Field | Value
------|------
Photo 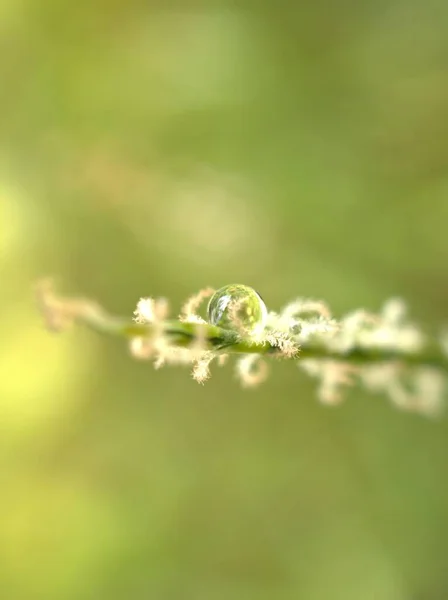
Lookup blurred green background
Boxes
[1,1,448,598]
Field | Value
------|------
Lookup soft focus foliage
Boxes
[1,1,448,599]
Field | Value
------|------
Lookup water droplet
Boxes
[207,284,267,334]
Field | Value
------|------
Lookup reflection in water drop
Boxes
[207,284,267,335]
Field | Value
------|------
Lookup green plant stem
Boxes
[79,309,448,371]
